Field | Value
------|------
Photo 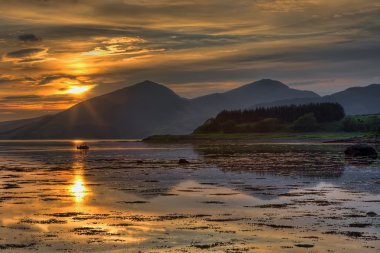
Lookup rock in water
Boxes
[344,144,378,159]
[366,211,377,217]
[178,159,190,164]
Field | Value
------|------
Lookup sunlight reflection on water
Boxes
[70,158,88,204]
[71,175,86,203]
[0,141,378,252]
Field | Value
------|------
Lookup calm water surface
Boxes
[0,140,379,252]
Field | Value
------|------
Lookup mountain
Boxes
[325,84,380,114]
[1,81,196,139]
[191,79,319,116]
[0,115,52,134]
[0,79,378,139]
[254,84,380,115]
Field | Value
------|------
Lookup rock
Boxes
[344,144,377,158]
[178,159,190,164]
[294,244,314,248]
[366,211,377,217]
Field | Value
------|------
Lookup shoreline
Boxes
[143,132,379,144]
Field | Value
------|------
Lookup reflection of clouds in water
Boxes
[0,141,379,252]
[198,146,346,179]
[345,156,377,167]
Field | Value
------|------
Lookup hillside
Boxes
[0,81,194,139]
[192,79,319,115]
[0,115,52,135]
[254,84,380,115]
[0,79,379,139]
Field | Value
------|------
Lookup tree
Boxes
[342,116,357,131]
[196,103,345,134]
[252,118,282,132]
[342,115,380,132]
[292,113,319,132]
[365,116,380,131]
[214,103,345,125]
[221,120,238,133]
[193,118,220,133]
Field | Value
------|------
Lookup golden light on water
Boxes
[71,175,86,203]
[70,159,88,204]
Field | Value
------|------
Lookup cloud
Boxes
[18,34,41,42]
[3,48,49,64]
[18,57,49,63]
[288,79,336,86]
[1,94,77,103]
[82,36,155,56]
[254,0,320,12]
[101,36,145,44]
[6,48,46,58]
[3,95,41,100]
[0,75,14,84]
[38,74,78,85]
[0,0,380,120]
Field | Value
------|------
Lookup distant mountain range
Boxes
[254,84,380,115]
[0,79,379,139]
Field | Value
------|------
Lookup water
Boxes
[0,140,379,252]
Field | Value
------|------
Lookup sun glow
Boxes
[65,85,92,95]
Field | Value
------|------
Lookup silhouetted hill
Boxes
[254,84,380,115]
[326,84,380,114]
[192,79,319,115]
[1,81,194,138]
[0,115,52,135]
[0,80,379,139]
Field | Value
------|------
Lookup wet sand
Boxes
[0,141,379,252]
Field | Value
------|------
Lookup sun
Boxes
[65,85,92,95]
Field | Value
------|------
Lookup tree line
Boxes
[214,103,345,124]
[195,103,346,133]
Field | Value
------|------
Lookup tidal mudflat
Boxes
[0,141,379,252]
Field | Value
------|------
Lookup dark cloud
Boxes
[18,33,41,42]
[18,58,47,63]
[0,77,13,84]
[6,48,46,58]
[0,76,35,85]
[2,94,76,102]
[38,74,78,85]
[288,80,336,86]
[3,95,41,100]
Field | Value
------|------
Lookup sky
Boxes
[0,0,380,121]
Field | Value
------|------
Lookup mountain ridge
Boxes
[0,79,379,139]
[254,83,380,115]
